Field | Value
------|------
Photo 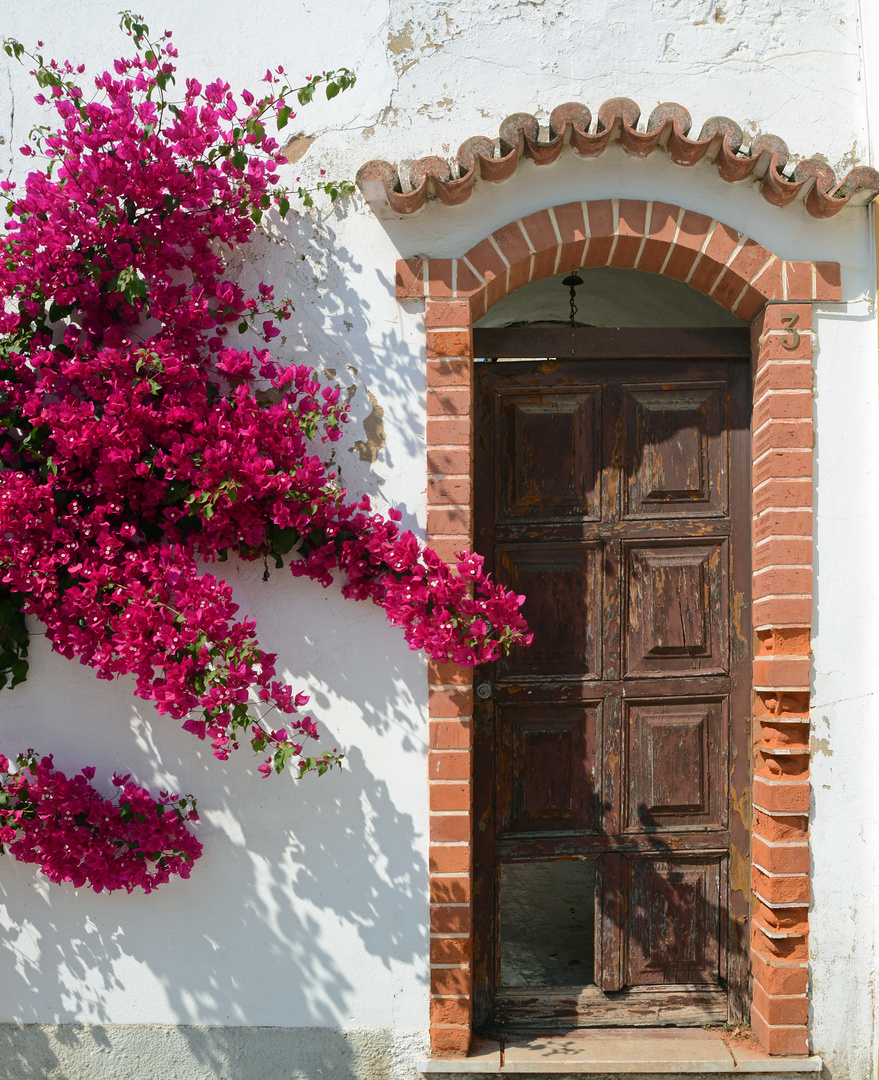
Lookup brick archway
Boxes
[397,199,841,1059]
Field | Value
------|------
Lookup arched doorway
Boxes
[402,199,837,1057]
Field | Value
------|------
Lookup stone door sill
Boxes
[417,1031,823,1076]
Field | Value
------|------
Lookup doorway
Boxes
[471,326,751,1033]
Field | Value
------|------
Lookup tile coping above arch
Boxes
[416,199,833,1060]
[396,199,841,320]
[358,99,879,220]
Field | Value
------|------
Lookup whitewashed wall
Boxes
[0,2,877,1078]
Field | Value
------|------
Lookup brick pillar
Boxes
[425,299,475,1055]
[749,303,813,1056]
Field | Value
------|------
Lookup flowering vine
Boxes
[0,746,202,893]
[0,18,530,890]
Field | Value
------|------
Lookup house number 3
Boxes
[781,312,800,350]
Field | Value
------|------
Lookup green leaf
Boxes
[164,481,190,505]
[326,82,339,100]
[278,197,290,218]
[10,659,29,688]
[277,106,292,130]
[269,523,301,555]
[48,301,74,322]
[21,424,48,455]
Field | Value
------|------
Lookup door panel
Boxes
[625,856,723,987]
[497,704,601,834]
[495,542,603,680]
[498,390,601,522]
[624,384,726,518]
[623,541,728,676]
[473,339,750,1034]
[623,699,727,833]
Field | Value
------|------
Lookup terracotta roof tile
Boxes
[356,98,879,220]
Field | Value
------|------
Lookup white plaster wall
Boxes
[0,2,877,1078]
[810,304,879,1080]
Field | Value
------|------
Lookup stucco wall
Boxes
[809,303,879,1080]
[1,2,877,1078]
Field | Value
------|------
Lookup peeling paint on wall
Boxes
[811,735,833,757]
[387,20,415,56]
[351,390,386,463]
[282,134,316,164]
[811,719,833,758]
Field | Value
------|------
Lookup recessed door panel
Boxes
[625,856,723,987]
[624,699,727,832]
[497,704,601,834]
[624,541,728,676]
[497,390,600,522]
[495,542,602,681]
[624,385,725,518]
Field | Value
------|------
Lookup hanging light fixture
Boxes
[562,272,583,327]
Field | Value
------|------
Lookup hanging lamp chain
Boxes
[562,273,583,328]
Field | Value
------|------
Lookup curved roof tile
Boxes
[356,98,879,220]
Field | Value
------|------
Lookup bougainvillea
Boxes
[0,18,530,889]
[0,746,202,892]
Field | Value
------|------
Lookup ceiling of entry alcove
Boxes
[474,266,744,329]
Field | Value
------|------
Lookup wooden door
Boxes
[472,328,751,1033]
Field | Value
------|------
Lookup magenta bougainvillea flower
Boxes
[0,746,202,893]
[0,17,530,891]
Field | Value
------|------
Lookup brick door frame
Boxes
[396,199,841,1058]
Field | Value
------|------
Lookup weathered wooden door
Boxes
[472,328,751,1033]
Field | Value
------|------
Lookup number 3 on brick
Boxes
[781,312,800,350]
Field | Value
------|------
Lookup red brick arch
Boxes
[396,198,841,1060]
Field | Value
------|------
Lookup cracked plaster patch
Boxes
[351,390,386,463]
[283,135,317,165]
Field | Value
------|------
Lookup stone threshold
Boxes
[417,1031,823,1076]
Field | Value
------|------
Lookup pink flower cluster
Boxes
[0,18,531,802]
[0,747,202,893]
